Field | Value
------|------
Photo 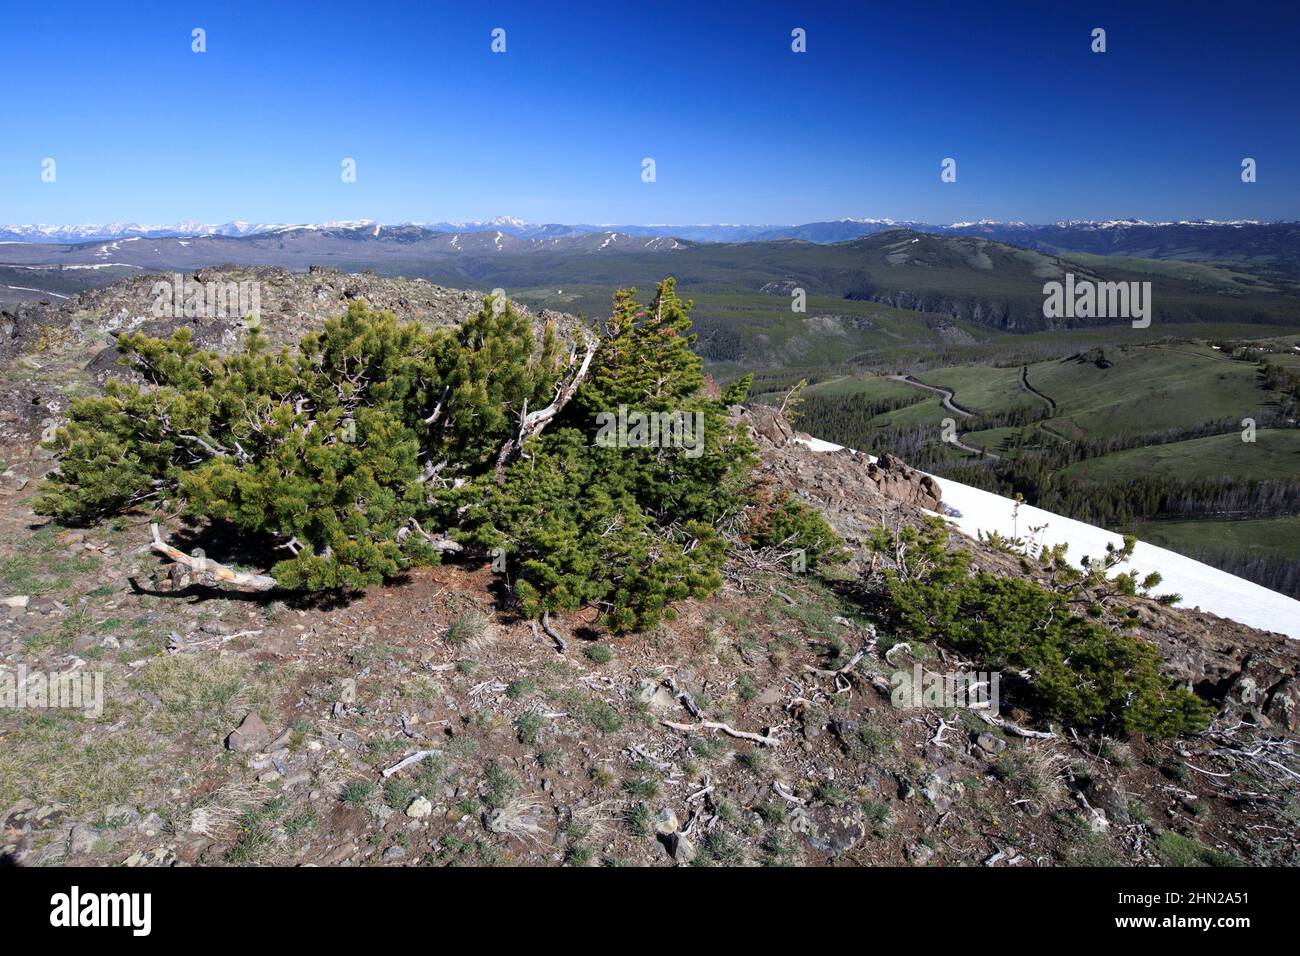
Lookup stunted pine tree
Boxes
[37,283,756,632]
[37,297,568,590]
[452,279,756,630]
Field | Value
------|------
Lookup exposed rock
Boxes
[225,711,271,753]
[663,830,696,863]
[907,842,936,865]
[864,454,943,512]
[1086,780,1131,826]
[67,824,99,855]
[791,804,867,856]
[406,797,433,819]
[6,803,67,831]
[339,678,357,705]
[653,807,679,836]
[920,768,964,814]
[122,846,176,867]
[829,719,860,742]
[636,680,678,712]
[102,804,140,827]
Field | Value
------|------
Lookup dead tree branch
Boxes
[660,719,781,747]
[149,523,277,591]
[494,335,597,481]
[539,611,567,654]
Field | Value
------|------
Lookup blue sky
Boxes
[3,0,1298,225]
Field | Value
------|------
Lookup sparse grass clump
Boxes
[622,775,659,799]
[736,673,758,702]
[383,777,417,812]
[625,802,652,837]
[505,677,537,700]
[224,796,300,865]
[862,799,892,834]
[1155,832,1242,868]
[132,655,280,742]
[484,763,520,810]
[446,611,488,647]
[515,711,544,745]
[555,689,623,734]
[697,828,743,865]
[584,643,613,665]
[815,780,851,806]
[738,749,770,774]
[990,747,1067,804]
[340,781,374,806]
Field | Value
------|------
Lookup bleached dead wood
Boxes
[167,628,264,653]
[628,745,672,772]
[772,780,806,805]
[929,714,954,747]
[149,523,277,591]
[883,641,911,664]
[423,384,450,425]
[493,335,597,480]
[402,518,463,553]
[660,719,780,747]
[977,710,1055,739]
[381,749,442,778]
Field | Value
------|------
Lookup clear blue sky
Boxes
[4,0,1298,225]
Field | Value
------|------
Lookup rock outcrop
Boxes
[739,404,941,514]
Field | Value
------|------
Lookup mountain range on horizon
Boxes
[0,215,1283,246]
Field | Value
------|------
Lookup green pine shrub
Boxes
[750,494,849,570]
[36,280,755,633]
[873,518,1213,738]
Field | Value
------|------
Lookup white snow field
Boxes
[794,438,1300,639]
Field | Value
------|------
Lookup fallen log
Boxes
[977,710,1055,740]
[149,523,277,591]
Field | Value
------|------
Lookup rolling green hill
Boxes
[1064,429,1300,482]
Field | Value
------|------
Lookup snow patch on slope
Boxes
[793,438,1300,639]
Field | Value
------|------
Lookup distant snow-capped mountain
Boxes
[0,221,295,242]
[2,217,1294,268]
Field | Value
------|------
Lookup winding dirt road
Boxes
[888,374,1000,460]
[1018,365,1057,414]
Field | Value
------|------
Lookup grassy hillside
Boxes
[1131,515,1300,560]
[1026,345,1267,435]
[771,342,1286,449]
[487,230,1300,373]
[1065,429,1300,482]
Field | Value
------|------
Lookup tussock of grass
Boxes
[132,655,281,741]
